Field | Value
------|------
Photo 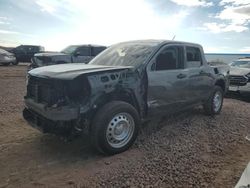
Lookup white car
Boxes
[0,48,16,66]
[229,58,250,94]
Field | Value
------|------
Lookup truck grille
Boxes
[229,75,248,86]
[27,76,64,106]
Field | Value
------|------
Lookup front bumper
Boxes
[23,98,80,135]
[23,108,75,135]
[229,83,250,93]
[0,56,16,64]
[24,98,79,121]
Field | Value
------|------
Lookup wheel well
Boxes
[92,91,140,117]
[86,91,140,133]
[215,79,225,92]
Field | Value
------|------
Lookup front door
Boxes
[147,45,190,116]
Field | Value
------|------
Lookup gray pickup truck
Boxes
[23,40,230,155]
[29,44,106,69]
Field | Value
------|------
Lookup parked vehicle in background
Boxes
[29,45,107,70]
[13,45,44,65]
[0,48,16,66]
[229,58,250,94]
[23,40,229,155]
[0,46,15,53]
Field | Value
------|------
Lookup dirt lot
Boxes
[0,64,250,188]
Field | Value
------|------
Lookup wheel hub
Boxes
[114,123,125,135]
[106,113,135,148]
[213,91,222,112]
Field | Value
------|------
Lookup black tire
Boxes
[203,86,224,115]
[91,101,140,155]
[12,61,18,65]
[3,62,10,66]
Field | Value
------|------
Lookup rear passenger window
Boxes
[91,47,106,56]
[76,47,90,56]
[186,47,202,68]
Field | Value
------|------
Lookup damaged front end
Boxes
[23,63,146,137]
[23,75,91,136]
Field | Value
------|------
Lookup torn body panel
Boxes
[24,67,146,135]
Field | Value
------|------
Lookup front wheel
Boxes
[91,101,140,155]
[203,86,224,115]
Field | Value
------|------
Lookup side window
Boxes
[22,46,29,53]
[154,46,182,71]
[17,46,25,52]
[39,46,45,51]
[91,47,106,56]
[27,46,35,53]
[76,47,90,56]
[186,47,202,68]
[33,47,39,52]
[30,47,37,52]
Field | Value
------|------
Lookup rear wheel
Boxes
[12,61,18,65]
[203,86,224,115]
[91,101,140,155]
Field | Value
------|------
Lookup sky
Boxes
[0,0,250,53]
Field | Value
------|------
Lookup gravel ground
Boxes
[0,64,250,188]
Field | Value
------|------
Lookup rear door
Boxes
[184,46,213,103]
[147,44,190,115]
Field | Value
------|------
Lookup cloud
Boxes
[35,0,189,50]
[36,0,56,14]
[0,21,10,25]
[0,16,8,20]
[0,16,11,25]
[0,29,37,39]
[217,4,250,25]
[0,29,20,34]
[169,0,213,7]
[0,16,10,24]
[219,0,250,6]
[201,22,248,33]
[201,1,250,33]
[239,47,250,53]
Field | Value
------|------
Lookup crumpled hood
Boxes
[28,63,133,80]
[230,67,250,76]
[35,52,69,57]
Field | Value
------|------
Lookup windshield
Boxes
[61,45,78,54]
[231,60,250,68]
[89,41,158,67]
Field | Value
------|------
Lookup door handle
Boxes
[177,73,187,79]
[200,70,205,74]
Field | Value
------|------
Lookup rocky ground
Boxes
[0,64,249,188]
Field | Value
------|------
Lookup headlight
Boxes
[246,73,250,78]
